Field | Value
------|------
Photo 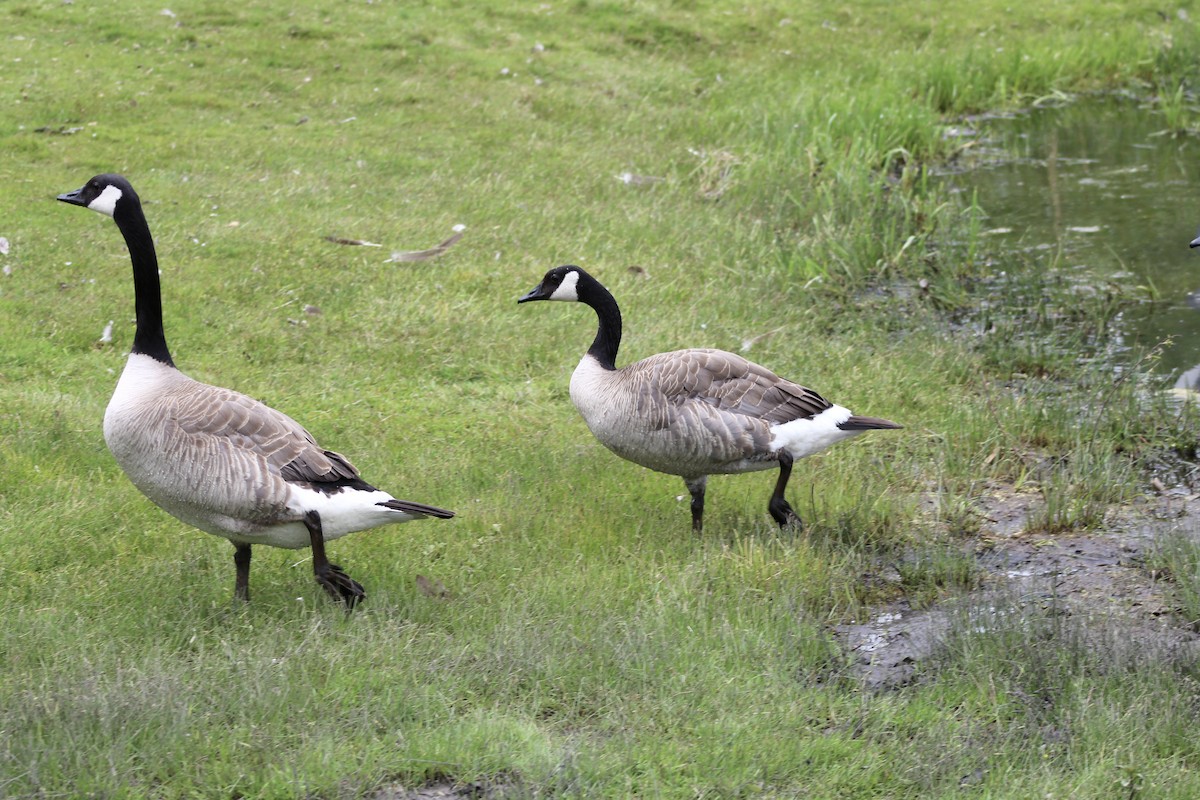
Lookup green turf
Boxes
[3,1,1200,797]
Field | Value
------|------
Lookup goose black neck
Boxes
[115,205,175,367]
[581,275,622,371]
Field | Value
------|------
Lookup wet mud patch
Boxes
[832,602,952,690]
[833,487,1200,690]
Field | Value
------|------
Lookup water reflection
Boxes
[943,95,1200,376]
[1174,363,1200,392]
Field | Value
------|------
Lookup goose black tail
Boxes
[377,499,456,519]
[838,415,903,431]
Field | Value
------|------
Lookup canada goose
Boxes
[518,265,901,532]
[57,174,454,606]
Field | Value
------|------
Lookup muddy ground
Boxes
[834,483,1200,690]
[372,484,1200,799]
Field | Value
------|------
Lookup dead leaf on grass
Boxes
[415,574,451,599]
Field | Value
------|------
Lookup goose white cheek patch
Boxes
[549,270,580,301]
[88,184,124,217]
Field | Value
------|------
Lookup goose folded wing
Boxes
[647,349,833,424]
[171,386,360,484]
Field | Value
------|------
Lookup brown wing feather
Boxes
[171,384,360,485]
[638,348,832,424]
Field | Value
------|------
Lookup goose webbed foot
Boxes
[768,451,803,531]
[768,496,803,530]
[304,510,365,609]
[314,561,366,608]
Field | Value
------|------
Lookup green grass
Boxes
[1152,532,1200,627]
[4,0,1200,797]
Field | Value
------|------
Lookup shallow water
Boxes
[942,96,1200,382]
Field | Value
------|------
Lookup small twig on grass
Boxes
[386,231,464,263]
[324,236,382,247]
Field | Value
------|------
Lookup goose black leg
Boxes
[233,543,252,602]
[303,510,365,608]
[767,451,803,530]
[683,476,707,533]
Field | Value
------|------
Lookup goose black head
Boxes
[518,265,587,304]
[58,174,140,219]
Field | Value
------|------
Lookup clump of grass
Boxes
[894,544,980,607]
[916,588,1200,795]
[1150,532,1200,626]
[931,488,988,538]
[1026,444,1135,533]
[1154,80,1196,135]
